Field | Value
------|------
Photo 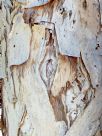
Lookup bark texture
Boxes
[0,0,102,136]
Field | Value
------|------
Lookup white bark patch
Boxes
[52,0,81,57]
[8,13,32,66]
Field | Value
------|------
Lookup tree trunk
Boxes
[0,0,102,136]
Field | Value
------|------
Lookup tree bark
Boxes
[0,0,102,136]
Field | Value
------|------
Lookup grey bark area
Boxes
[0,0,102,136]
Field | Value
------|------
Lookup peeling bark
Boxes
[0,0,102,136]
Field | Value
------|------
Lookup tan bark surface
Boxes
[0,0,102,136]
